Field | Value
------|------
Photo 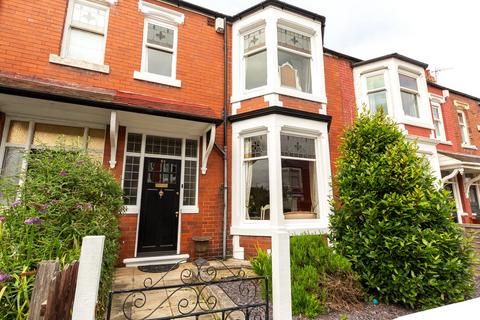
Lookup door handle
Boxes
[175,211,179,217]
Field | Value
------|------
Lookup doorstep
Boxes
[123,253,189,267]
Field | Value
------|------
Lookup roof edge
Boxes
[0,84,223,125]
[353,53,429,69]
[428,81,480,103]
[323,47,362,63]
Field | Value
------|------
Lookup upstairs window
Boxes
[244,28,267,90]
[399,73,419,117]
[366,73,388,114]
[277,27,312,93]
[457,110,470,145]
[431,102,445,140]
[144,22,175,77]
[63,0,109,64]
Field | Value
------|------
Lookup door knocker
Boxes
[158,189,164,198]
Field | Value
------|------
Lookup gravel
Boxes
[216,276,480,320]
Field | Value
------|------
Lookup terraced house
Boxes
[0,0,478,266]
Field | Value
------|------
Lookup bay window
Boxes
[244,28,267,90]
[277,27,312,93]
[366,73,388,114]
[399,73,419,117]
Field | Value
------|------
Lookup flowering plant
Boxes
[0,146,124,319]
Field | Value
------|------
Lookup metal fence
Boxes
[107,259,269,320]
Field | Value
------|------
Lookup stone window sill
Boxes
[49,54,109,74]
[462,144,477,150]
[133,71,181,88]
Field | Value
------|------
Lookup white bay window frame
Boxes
[134,1,183,87]
[231,114,332,237]
[49,0,111,73]
[457,110,471,147]
[354,58,433,129]
[232,7,327,107]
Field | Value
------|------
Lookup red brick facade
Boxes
[1,0,479,265]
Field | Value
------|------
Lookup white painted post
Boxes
[72,236,106,320]
[271,228,292,320]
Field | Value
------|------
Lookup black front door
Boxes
[137,157,181,255]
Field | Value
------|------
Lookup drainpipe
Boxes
[222,17,228,260]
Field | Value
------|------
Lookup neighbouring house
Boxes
[0,0,479,266]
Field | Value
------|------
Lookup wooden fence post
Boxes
[28,261,59,320]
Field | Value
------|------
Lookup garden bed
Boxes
[292,276,480,320]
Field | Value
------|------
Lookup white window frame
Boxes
[121,130,199,214]
[468,183,480,218]
[431,101,446,141]
[0,117,106,186]
[276,24,313,94]
[398,70,420,118]
[364,70,389,114]
[231,7,327,106]
[133,1,183,87]
[457,110,471,146]
[49,0,111,73]
[354,59,433,130]
[443,175,464,224]
[241,24,268,93]
[241,130,270,223]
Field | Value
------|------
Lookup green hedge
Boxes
[251,234,361,318]
[330,110,475,309]
[0,147,124,319]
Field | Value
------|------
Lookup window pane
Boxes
[434,121,442,139]
[127,133,142,153]
[457,112,465,125]
[282,159,318,217]
[147,23,174,49]
[145,135,182,156]
[7,121,29,144]
[469,186,480,214]
[33,123,84,147]
[244,28,265,53]
[399,74,418,91]
[432,106,440,120]
[245,159,269,220]
[368,91,388,114]
[185,139,198,158]
[67,28,104,64]
[147,47,173,77]
[278,50,311,93]
[281,135,315,159]
[87,128,105,160]
[244,135,267,158]
[71,1,106,32]
[1,147,23,185]
[401,91,419,117]
[367,74,385,90]
[123,156,140,205]
[183,160,197,206]
[245,50,267,90]
[277,28,311,54]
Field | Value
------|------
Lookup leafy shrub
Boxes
[0,147,124,319]
[250,234,362,318]
[330,110,475,309]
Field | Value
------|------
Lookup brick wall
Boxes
[240,236,272,259]
[0,0,229,118]
[323,53,356,179]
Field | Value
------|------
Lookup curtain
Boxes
[309,162,318,216]
[244,140,253,219]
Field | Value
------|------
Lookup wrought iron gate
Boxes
[107,259,269,320]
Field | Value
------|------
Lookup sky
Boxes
[190,0,480,98]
